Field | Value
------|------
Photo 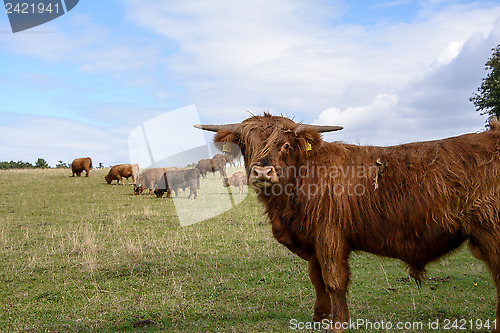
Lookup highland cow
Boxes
[196,114,500,332]
[105,164,139,185]
[133,168,165,195]
[223,170,247,194]
[154,168,200,199]
[195,154,228,178]
[71,157,93,177]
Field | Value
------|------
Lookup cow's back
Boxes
[296,127,500,266]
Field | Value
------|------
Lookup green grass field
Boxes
[0,168,496,332]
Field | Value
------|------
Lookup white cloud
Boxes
[315,94,418,145]
[316,94,399,129]
[0,115,126,167]
[0,13,162,78]
[0,14,107,62]
[315,19,500,146]
[437,41,464,65]
[122,0,500,126]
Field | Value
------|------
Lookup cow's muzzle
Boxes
[249,166,279,188]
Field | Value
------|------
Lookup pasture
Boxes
[0,168,496,332]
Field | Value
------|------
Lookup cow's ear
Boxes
[295,126,321,153]
[214,129,241,160]
[214,129,238,145]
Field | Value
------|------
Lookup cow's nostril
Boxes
[251,168,259,178]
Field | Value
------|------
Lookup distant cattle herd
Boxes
[70,154,246,199]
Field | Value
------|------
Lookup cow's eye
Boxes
[281,142,291,151]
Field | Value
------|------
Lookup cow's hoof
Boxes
[312,310,329,322]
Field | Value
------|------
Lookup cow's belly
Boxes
[350,223,466,266]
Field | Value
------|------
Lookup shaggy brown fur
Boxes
[133,168,165,195]
[105,164,139,185]
[206,114,500,333]
[223,171,247,194]
[71,157,93,177]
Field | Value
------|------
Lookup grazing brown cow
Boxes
[223,170,247,194]
[154,168,200,199]
[195,154,228,178]
[105,164,139,185]
[71,157,93,177]
[195,159,212,177]
[196,114,500,332]
[133,168,165,195]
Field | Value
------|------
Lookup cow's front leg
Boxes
[309,258,331,321]
[316,232,350,333]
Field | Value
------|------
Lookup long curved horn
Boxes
[296,124,343,133]
[193,124,240,132]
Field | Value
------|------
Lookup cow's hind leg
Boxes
[408,265,426,288]
[469,239,500,333]
[491,266,500,333]
[309,258,331,322]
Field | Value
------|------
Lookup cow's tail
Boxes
[87,157,93,169]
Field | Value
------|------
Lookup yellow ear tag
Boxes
[305,141,312,152]
[222,142,232,153]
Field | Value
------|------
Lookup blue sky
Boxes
[1,0,499,167]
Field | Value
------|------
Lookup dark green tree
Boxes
[35,158,49,168]
[0,160,34,169]
[55,160,69,168]
[470,44,500,120]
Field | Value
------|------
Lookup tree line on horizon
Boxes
[0,159,68,170]
[0,159,108,170]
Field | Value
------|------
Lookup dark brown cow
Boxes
[71,157,93,177]
[105,164,139,185]
[195,159,212,178]
[223,170,247,194]
[195,154,228,178]
[154,168,200,199]
[133,168,165,195]
[196,114,500,332]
